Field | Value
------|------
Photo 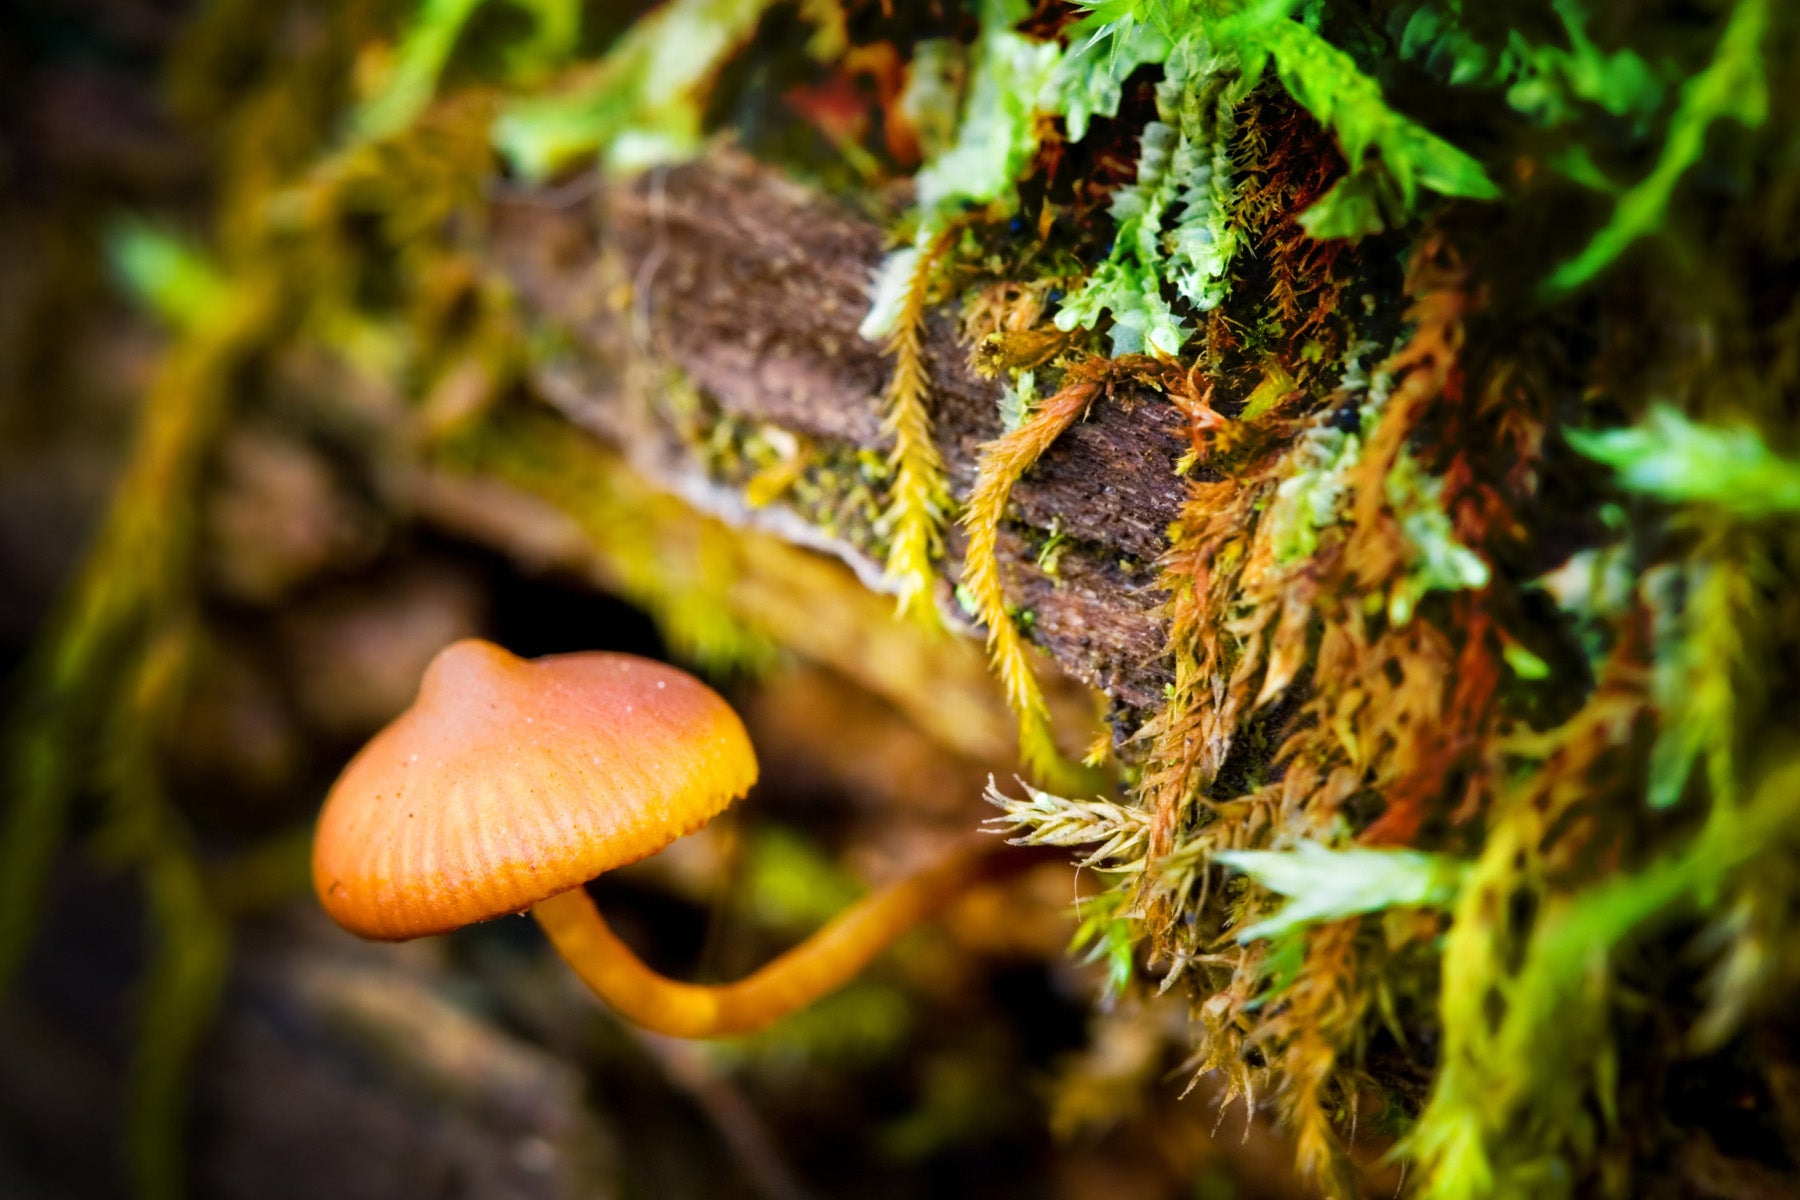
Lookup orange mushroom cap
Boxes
[313,638,758,941]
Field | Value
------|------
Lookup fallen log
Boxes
[488,150,1186,716]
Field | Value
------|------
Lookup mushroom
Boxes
[313,638,1036,1038]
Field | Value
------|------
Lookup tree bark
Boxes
[488,151,1184,714]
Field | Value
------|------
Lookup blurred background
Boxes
[0,2,1323,1196]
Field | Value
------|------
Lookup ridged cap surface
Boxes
[313,639,758,940]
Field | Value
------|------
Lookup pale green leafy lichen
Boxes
[1052,31,1248,355]
[1040,14,1173,141]
[998,369,1041,432]
[911,0,1063,221]
[1385,449,1490,625]
[1217,842,1469,943]
[1267,424,1356,563]
[864,0,1064,345]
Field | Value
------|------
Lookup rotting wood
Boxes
[488,150,1185,714]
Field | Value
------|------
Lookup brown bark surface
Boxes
[489,152,1185,712]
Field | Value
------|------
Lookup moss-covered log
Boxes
[10,2,1800,1198]
[491,150,1186,714]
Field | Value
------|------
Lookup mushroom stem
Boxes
[532,837,1041,1038]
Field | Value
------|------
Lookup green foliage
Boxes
[1072,886,1141,1000]
[1406,759,1800,1199]
[1394,0,1665,129]
[1042,0,1500,350]
[349,0,489,143]
[739,825,863,929]
[1216,842,1469,942]
[493,0,805,181]
[912,0,1062,222]
[500,0,582,77]
[1067,0,1504,219]
[1643,558,1751,811]
[1568,405,1800,518]
[1547,0,1770,291]
[338,0,582,145]
[1229,10,1499,231]
[1054,260,1183,357]
[863,0,1062,343]
[1501,12,1663,129]
[1040,12,1172,141]
[106,224,230,332]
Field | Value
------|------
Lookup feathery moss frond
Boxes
[960,375,1100,781]
[1052,32,1250,356]
[985,778,1151,871]
[873,231,955,623]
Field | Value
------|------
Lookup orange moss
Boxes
[962,355,1207,787]
[1232,93,1355,369]
[960,373,1102,783]
[1269,919,1370,1199]
[1128,229,1558,1188]
[877,227,956,621]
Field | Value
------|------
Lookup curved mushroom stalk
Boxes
[313,640,1050,1041]
[533,838,1038,1038]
